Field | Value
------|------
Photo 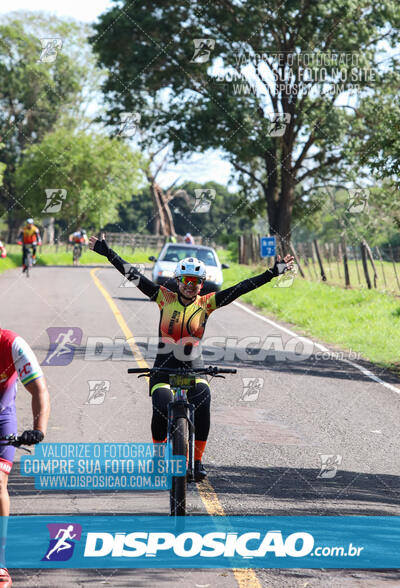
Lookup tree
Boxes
[0,16,82,238]
[91,0,400,251]
[0,12,110,239]
[356,73,400,185]
[169,181,254,246]
[140,148,192,236]
[15,129,144,236]
[292,184,400,248]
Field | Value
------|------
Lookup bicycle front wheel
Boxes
[170,416,187,516]
[26,253,31,277]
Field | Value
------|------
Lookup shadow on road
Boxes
[207,464,400,515]
[8,464,399,516]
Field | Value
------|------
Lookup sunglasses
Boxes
[178,276,203,286]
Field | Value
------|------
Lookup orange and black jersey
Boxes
[98,241,276,349]
[18,225,41,245]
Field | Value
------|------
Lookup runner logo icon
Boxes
[42,327,82,366]
[85,380,110,404]
[42,523,82,561]
[317,454,343,479]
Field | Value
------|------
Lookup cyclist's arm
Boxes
[25,377,50,436]
[35,229,42,244]
[11,336,50,436]
[93,238,160,299]
[214,269,275,308]
[213,257,292,308]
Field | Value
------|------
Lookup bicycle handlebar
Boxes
[127,366,237,375]
[0,435,32,452]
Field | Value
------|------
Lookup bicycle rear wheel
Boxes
[26,251,31,277]
[170,417,187,516]
[73,245,79,266]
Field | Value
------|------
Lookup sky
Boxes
[0,1,234,189]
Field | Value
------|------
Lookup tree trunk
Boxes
[277,177,295,254]
[42,217,55,244]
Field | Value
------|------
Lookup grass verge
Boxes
[222,262,400,374]
[3,244,158,267]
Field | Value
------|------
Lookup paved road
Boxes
[2,264,400,587]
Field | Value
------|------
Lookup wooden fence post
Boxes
[336,243,342,279]
[298,242,308,265]
[309,242,318,279]
[360,240,372,289]
[389,244,400,291]
[313,239,327,281]
[352,245,361,285]
[375,246,387,288]
[290,241,305,278]
[299,243,313,280]
[341,235,350,288]
[364,239,378,288]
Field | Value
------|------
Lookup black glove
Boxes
[93,238,109,257]
[20,429,44,445]
[271,258,289,277]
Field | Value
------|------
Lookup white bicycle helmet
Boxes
[174,257,206,280]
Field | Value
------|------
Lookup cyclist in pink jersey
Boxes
[0,329,50,587]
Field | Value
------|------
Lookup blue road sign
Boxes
[260,236,276,257]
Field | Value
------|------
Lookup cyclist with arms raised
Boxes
[89,235,293,481]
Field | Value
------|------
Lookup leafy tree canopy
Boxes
[15,128,145,236]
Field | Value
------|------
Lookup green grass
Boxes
[222,262,400,373]
[4,244,158,266]
[0,252,20,274]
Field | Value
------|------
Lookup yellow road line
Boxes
[90,267,261,588]
[90,268,147,368]
[199,480,262,587]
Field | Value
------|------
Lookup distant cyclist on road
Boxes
[0,328,50,586]
[89,234,294,481]
[16,218,42,272]
[69,229,88,264]
[0,241,6,259]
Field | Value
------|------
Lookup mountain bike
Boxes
[22,245,34,277]
[128,365,236,516]
[72,243,83,266]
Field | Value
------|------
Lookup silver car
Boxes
[149,243,229,293]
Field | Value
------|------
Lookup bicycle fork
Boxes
[167,399,195,483]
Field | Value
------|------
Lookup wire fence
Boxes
[238,234,400,295]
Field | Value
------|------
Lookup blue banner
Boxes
[20,443,185,491]
[3,516,399,568]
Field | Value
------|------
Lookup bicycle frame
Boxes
[167,377,196,483]
[72,243,83,265]
[22,245,34,277]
